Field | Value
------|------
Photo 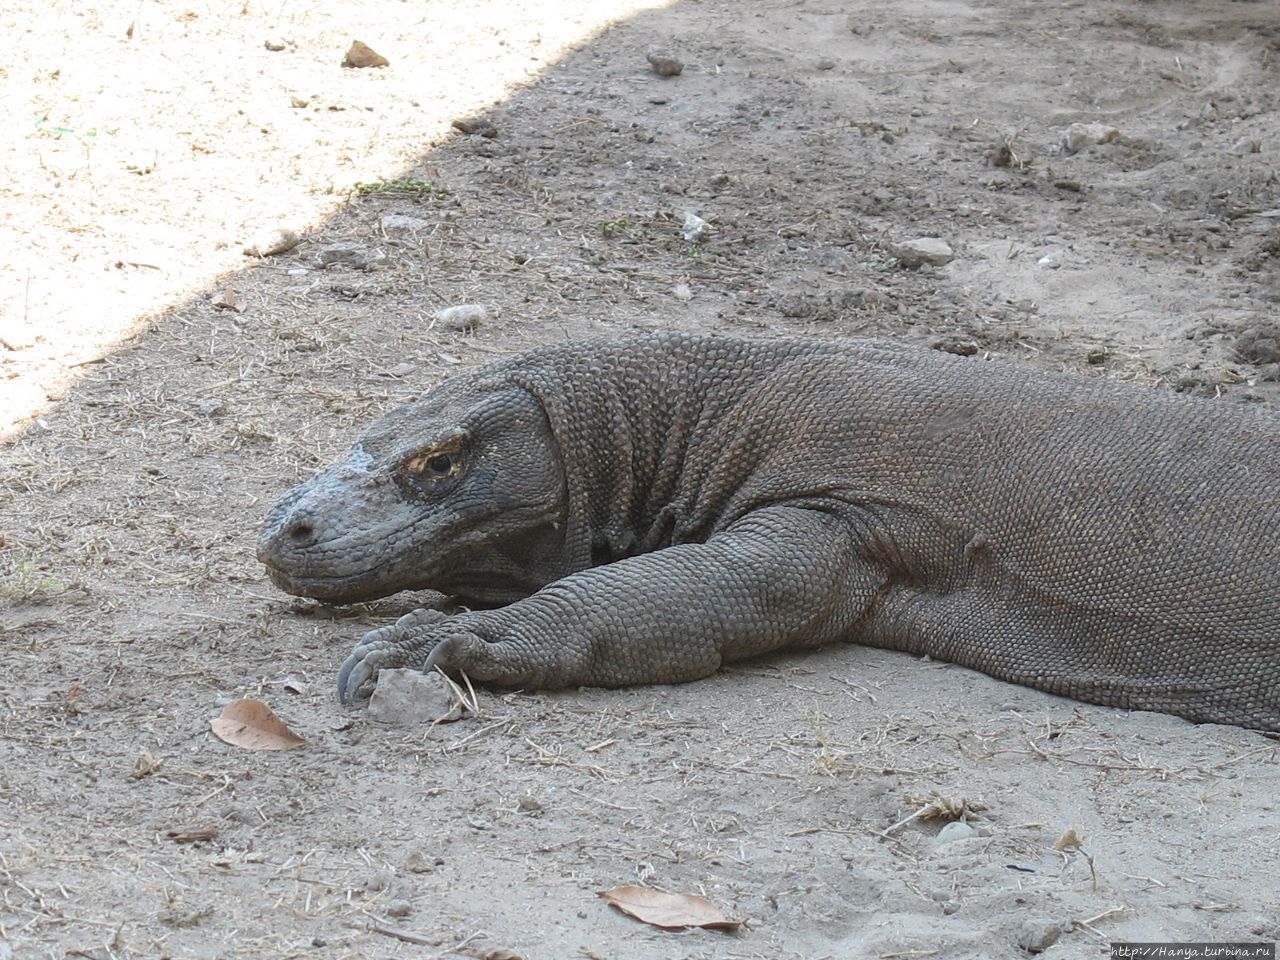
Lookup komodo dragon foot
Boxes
[338,608,455,704]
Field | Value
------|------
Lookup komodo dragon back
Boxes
[258,333,1280,732]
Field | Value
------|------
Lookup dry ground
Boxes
[2,1,1279,958]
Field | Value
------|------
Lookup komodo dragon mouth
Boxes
[256,332,1280,732]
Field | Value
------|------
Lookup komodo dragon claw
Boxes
[337,608,452,705]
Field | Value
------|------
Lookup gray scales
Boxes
[256,334,1280,732]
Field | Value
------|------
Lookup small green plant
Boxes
[1,558,63,605]
[598,217,630,238]
[354,179,452,199]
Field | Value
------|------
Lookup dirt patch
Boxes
[2,1,1278,957]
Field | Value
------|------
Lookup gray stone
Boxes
[380,214,429,233]
[892,237,954,268]
[366,669,456,725]
[928,335,979,357]
[934,821,978,845]
[1017,919,1064,954]
[316,243,385,270]
[243,226,300,258]
[646,47,684,77]
[434,303,489,333]
[1062,122,1119,153]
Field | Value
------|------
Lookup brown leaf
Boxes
[212,287,245,313]
[167,828,217,843]
[132,749,161,779]
[598,886,740,931]
[209,698,305,751]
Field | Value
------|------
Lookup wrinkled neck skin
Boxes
[509,340,752,566]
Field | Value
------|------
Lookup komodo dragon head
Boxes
[257,374,571,605]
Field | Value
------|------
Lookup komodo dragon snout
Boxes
[257,379,569,605]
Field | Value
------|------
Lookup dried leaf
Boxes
[212,287,245,313]
[1054,827,1085,851]
[598,886,740,931]
[210,698,305,751]
[132,749,161,779]
[167,827,217,843]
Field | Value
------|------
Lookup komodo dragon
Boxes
[256,333,1280,732]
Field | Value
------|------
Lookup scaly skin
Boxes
[257,334,1280,732]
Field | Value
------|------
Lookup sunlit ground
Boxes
[1,0,672,438]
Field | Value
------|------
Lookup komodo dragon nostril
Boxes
[287,522,316,546]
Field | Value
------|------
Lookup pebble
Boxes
[367,669,458,725]
[1016,919,1064,954]
[934,821,977,845]
[1061,122,1119,153]
[672,283,694,301]
[363,869,394,893]
[646,47,684,77]
[243,227,301,258]
[1235,327,1280,364]
[405,849,438,874]
[892,237,954,268]
[264,38,291,52]
[681,211,710,242]
[380,213,429,233]
[816,57,837,71]
[317,242,385,270]
[434,303,489,333]
[343,40,389,68]
[928,334,979,357]
[385,899,412,918]
[452,117,499,139]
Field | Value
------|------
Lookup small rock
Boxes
[816,57,837,71]
[1016,919,1064,954]
[367,669,459,725]
[343,40,389,68]
[193,398,225,417]
[363,869,394,893]
[264,37,290,52]
[1062,122,1119,153]
[1086,346,1108,365]
[517,795,544,813]
[892,237,954,268]
[1229,137,1261,155]
[681,211,710,242]
[1235,327,1280,364]
[452,117,498,138]
[934,821,977,845]
[1036,253,1060,270]
[290,96,310,109]
[385,899,412,918]
[672,283,693,301]
[646,47,684,77]
[405,849,438,874]
[244,227,301,258]
[928,334,979,357]
[317,242,385,270]
[434,303,489,333]
[380,213,429,233]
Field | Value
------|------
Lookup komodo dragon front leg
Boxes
[338,505,868,703]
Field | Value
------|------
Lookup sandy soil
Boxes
[2,1,1279,958]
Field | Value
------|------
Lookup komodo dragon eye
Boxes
[403,450,459,479]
